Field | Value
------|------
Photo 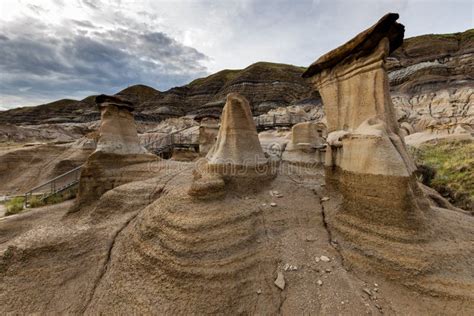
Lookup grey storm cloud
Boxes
[0,17,208,108]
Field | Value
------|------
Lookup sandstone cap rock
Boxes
[96,94,134,112]
[302,13,404,78]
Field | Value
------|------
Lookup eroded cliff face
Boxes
[388,30,474,141]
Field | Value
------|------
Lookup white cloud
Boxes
[0,0,472,108]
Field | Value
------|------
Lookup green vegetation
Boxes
[28,195,45,208]
[4,188,79,217]
[5,197,25,216]
[43,187,77,206]
[187,62,307,88]
[188,69,241,87]
[411,140,473,211]
[404,29,474,45]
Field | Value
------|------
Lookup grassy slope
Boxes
[411,140,473,211]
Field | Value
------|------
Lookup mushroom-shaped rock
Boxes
[303,13,430,230]
[95,94,148,155]
[70,94,157,212]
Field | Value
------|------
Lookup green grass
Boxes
[411,140,473,210]
[5,197,25,216]
[187,62,307,88]
[28,195,45,208]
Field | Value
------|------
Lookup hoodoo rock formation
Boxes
[71,95,157,211]
[303,13,429,228]
[282,121,326,164]
[95,95,148,155]
[1,14,473,316]
[189,93,273,198]
[303,13,474,299]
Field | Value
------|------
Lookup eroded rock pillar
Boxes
[189,93,274,198]
[95,94,147,155]
[302,13,430,228]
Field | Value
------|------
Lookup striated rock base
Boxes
[70,151,158,212]
[326,166,429,230]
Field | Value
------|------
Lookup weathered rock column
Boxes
[70,95,156,212]
[95,94,147,155]
[189,93,274,198]
[303,13,430,228]
[282,121,326,164]
[198,118,219,156]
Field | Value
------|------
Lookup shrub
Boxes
[29,195,45,208]
[5,197,25,216]
[44,194,64,205]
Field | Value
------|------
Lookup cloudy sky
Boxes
[0,0,472,110]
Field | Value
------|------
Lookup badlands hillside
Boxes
[1,29,472,209]
[0,13,473,314]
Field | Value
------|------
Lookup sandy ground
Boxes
[0,162,473,314]
[0,204,5,218]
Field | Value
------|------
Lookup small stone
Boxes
[317,280,323,286]
[373,288,378,292]
[274,272,285,290]
[315,257,320,262]
[374,283,379,287]
[270,202,277,207]
[320,183,326,187]
[257,289,262,294]
[375,304,382,310]
[283,263,290,271]
[320,255,330,262]
[262,203,267,207]
[363,288,372,296]
[341,301,345,305]
[325,268,331,273]
[321,196,330,202]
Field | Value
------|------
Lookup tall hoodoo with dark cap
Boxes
[303,13,430,229]
[95,94,147,155]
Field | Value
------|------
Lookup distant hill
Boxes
[0,29,472,125]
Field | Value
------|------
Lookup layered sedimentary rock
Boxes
[282,121,326,164]
[189,93,273,198]
[303,13,429,228]
[95,95,148,155]
[198,118,219,156]
[303,13,474,299]
[71,95,157,211]
[388,29,474,145]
